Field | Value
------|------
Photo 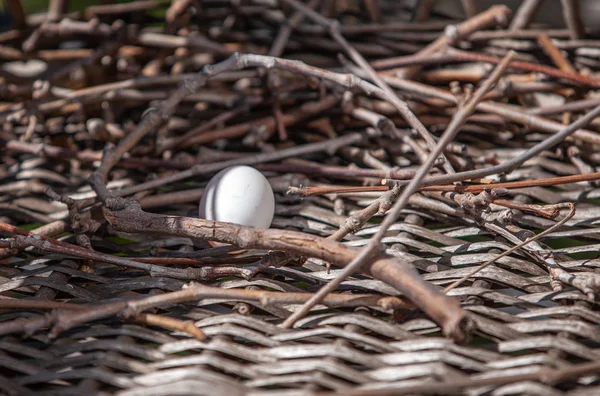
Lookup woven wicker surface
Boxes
[2,1,600,395]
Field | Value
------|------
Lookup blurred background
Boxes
[4,0,600,32]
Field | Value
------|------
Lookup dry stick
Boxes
[363,0,382,23]
[420,171,600,193]
[508,0,542,30]
[132,313,206,340]
[7,137,416,180]
[48,0,67,22]
[0,283,412,338]
[0,231,290,283]
[537,33,578,124]
[0,219,67,259]
[290,185,389,196]
[281,0,455,175]
[292,171,600,196]
[538,33,576,74]
[488,200,565,219]
[280,51,516,329]
[84,53,348,197]
[443,203,576,294]
[268,0,319,57]
[5,0,27,29]
[101,206,470,341]
[0,235,156,272]
[328,185,400,242]
[561,0,585,40]
[92,63,223,181]
[184,95,339,146]
[379,80,600,182]
[100,51,459,198]
[446,48,600,88]
[260,161,417,180]
[87,140,466,340]
[165,0,192,23]
[372,48,600,89]
[0,285,410,312]
[411,102,600,187]
[461,0,479,18]
[114,126,361,198]
[412,0,438,22]
[157,105,249,153]
[396,4,511,80]
[0,300,87,310]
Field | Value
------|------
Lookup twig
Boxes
[100,203,471,341]
[111,126,363,198]
[412,0,438,23]
[374,48,600,88]
[0,283,412,338]
[132,313,206,340]
[381,78,600,160]
[268,0,319,57]
[419,171,600,193]
[291,170,600,196]
[80,48,478,198]
[157,105,250,153]
[561,0,585,40]
[279,49,516,330]
[281,0,455,175]
[5,0,27,29]
[0,300,86,310]
[538,34,576,74]
[461,0,479,18]
[443,203,576,293]
[328,185,401,242]
[288,185,389,196]
[509,0,542,30]
[92,57,235,182]
[0,285,409,313]
[48,0,67,22]
[488,200,567,219]
[396,5,511,80]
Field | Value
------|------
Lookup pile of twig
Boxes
[2,0,600,394]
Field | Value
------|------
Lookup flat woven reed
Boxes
[1,1,600,395]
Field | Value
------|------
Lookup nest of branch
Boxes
[1,0,600,395]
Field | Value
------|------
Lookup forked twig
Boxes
[280,51,516,329]
[443,203,576,293]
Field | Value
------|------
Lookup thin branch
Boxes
[373,48,600,88]
[443,203,576,293]
[5,0,27,29]
[280,50,516,330]
[83,48,471,198]
[132,313,206,340]
[281,0,455,175]
[396,5,511,80]
[100,204,471,341]
[290,171,600,197]
[509,0,542,30]
[0,283,413,338]
[419,171,600,193]
[561,0,585,40]
[377,82,600,186]
[461,0,479,18]
[268,0,319,57]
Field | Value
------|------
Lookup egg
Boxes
[199,165,275,228]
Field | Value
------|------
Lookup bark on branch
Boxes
[104,203,473,342]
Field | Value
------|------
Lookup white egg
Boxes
[199,165,275,228]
